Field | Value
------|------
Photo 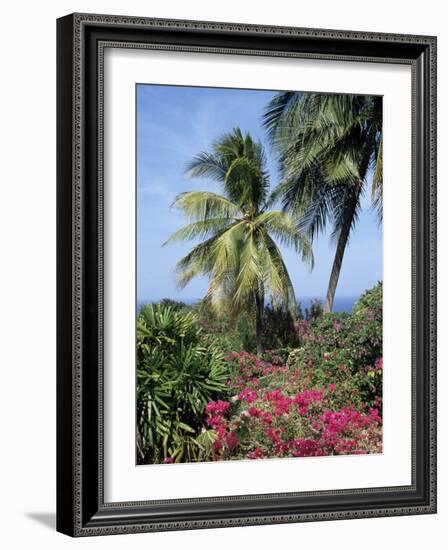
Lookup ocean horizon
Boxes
[137,296,357,313]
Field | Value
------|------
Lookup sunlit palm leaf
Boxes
[263,91,382,311]
[165,127,313,348]
[171,191,240,221]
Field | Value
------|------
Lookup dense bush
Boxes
[196,302,257,353]
[137,283,383,463]
[196,301,300,353]
[200,283,383,461]
[261,305,299,350]
[304,299,324,320]
[352,281,382,320]
[136,305,228,464]
[290,283,382,411]
[211,351,382,461]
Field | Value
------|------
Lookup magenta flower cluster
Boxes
[204,350,383,461]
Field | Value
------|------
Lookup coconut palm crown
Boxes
[164,127,313,352]
[263,92,382,312]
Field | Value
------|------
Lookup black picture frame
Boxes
[57,13,437,537]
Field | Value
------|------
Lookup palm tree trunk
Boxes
[325,187,360,312]
[325,135,374,313]
[255,290,264,354]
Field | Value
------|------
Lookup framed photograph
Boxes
[57,13,437,536]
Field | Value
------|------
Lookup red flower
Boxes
[291,439,323,457]
[206,415,224,429]
[249,407,261,418]
[226,431,239,451]
[205,400,231,415]
[238,388,258,403]
[261,412,273,425]
[265,428,282,444]
[274,397,292,416]
[248,448,264,460]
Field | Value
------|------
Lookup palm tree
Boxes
[164,127,313,353]
[263,92,382,312]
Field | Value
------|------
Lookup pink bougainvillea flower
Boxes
[248,447,265,460]
[249,407,261,418]
[333,321,342,332]
[226,431,239,451]
[205,400,231,416]
[274,397,292,416]
[261,412,273,425]
[265,427,282,444]
[291,438,324,457]
[264,389,283,402]
[238,388,258,403]
[206,415,224,429]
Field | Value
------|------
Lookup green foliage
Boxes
[137,304,228,464]
[209,306,383,461]
[263,92,382,309]
[304,299,324,320]
[136,285,382,463]
[196,299,298,353]
[264,93,383,221]
[261,304,299,349]
[195,301,257,353]
[352,281,382,321]
[164,127,313,350]
[156,298,190,311]
[287,283,383,412]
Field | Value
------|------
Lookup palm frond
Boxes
[330,186,363,244]
[372,137,383,221]
[171,191,240,221]
[262,91,303,144]
[185,152,227,182]
[163,218,233,246]
[166,125,318,330]
[262,233,296,312]
[254,210,314,267]
[173,229,228,289]
[232,232,262,306]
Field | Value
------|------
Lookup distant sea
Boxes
[137,296,357,314]
[300,296,356,313]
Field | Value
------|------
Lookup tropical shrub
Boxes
[137,305,228,464]
[352,281,382,321]
[137,283,383,463]
[197,302,257,353]
[157,297,190,311]
[204,355,382,461]
[201,284,383,461]
[289,288,382,412]
[196,300,300,354]
[304,299,324,320]
[261,305,299,350]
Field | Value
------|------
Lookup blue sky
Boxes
[137,84,382,304]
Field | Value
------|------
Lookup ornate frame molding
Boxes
[57,13,437,537]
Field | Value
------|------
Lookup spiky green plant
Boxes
[164,127,313,353]
[136,304,228,464]
[264,93,382,312]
